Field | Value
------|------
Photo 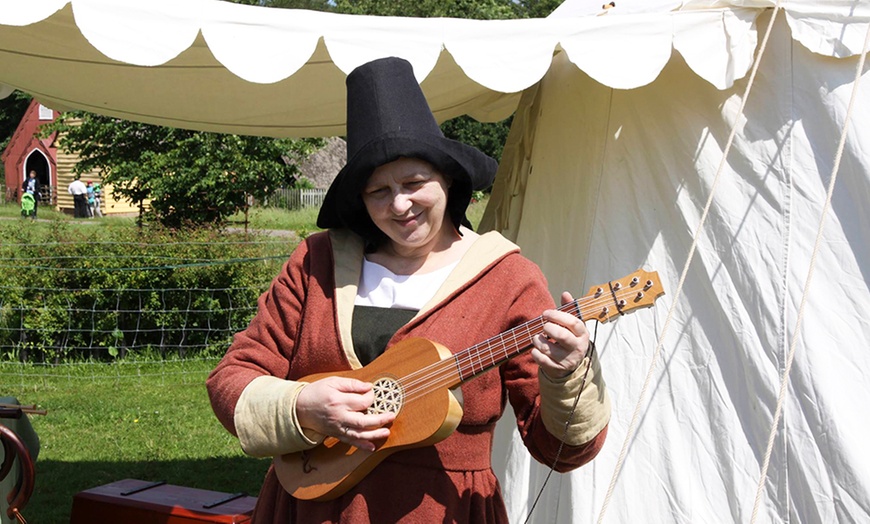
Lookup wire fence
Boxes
[0,285,261,361]
[0,231,291,369]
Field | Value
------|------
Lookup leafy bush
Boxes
[0,222,293,362]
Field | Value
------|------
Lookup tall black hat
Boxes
[316,57,498,243]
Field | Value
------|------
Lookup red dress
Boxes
[207,230,610,523]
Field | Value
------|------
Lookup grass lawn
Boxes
[0,202,137,227]
[227,195,489,234]
[227,206,322,235]
[2,360,270,523]
[1,195,489,233]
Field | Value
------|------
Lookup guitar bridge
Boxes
[367,377,404,415]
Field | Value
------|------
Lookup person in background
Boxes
[207,57,610,523]
[21,170,40,220]
[92,182,103,218]
[67,175,88,218]
[86,181,96,218]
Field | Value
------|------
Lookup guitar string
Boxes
[396,285,651,404]
[397,285,648,402]
[522,321,599,524]
[395,291,606,397]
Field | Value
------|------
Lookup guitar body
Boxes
[273,337,464,501]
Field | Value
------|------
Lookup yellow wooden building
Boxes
[2,100,140,216]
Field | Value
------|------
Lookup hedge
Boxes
[0,221,293,362]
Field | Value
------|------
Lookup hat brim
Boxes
[317,131,497,231]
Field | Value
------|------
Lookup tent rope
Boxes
[748,18,870,524]
[595,4,785,523]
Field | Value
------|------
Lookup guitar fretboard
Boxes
[452,301,582,382]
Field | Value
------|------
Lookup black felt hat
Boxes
[316,57,498,242]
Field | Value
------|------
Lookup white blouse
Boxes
[355,258,458,310]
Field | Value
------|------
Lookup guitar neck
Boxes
[449,270,663,384]
[450,302,579,384]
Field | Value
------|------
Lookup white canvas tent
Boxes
[1,1,869,522]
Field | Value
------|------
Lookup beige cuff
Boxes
[234,375,324,457]
[538,351,611,446]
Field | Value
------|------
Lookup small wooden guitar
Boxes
[274,269,665,501]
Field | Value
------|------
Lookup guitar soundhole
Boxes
[368,377,404,415]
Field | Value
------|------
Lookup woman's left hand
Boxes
[531,292,590,379]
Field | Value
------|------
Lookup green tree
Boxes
[440,115,511,164]
[515,0,563,18]
[333,0,515,18]
[223,0,333,10]
[49,112,323,228]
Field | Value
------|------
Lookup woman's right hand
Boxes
[295,376,396,451]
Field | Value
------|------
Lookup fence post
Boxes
[268,188,326,210]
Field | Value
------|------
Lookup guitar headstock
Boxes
[582,269,665,322]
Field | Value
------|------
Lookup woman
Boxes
[207,57,610,523]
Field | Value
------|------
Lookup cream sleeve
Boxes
[538,350,611,445]
[233,375,325,457]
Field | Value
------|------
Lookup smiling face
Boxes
[362,157,454,259]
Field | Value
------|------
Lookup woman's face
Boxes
[362,157,452,256]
